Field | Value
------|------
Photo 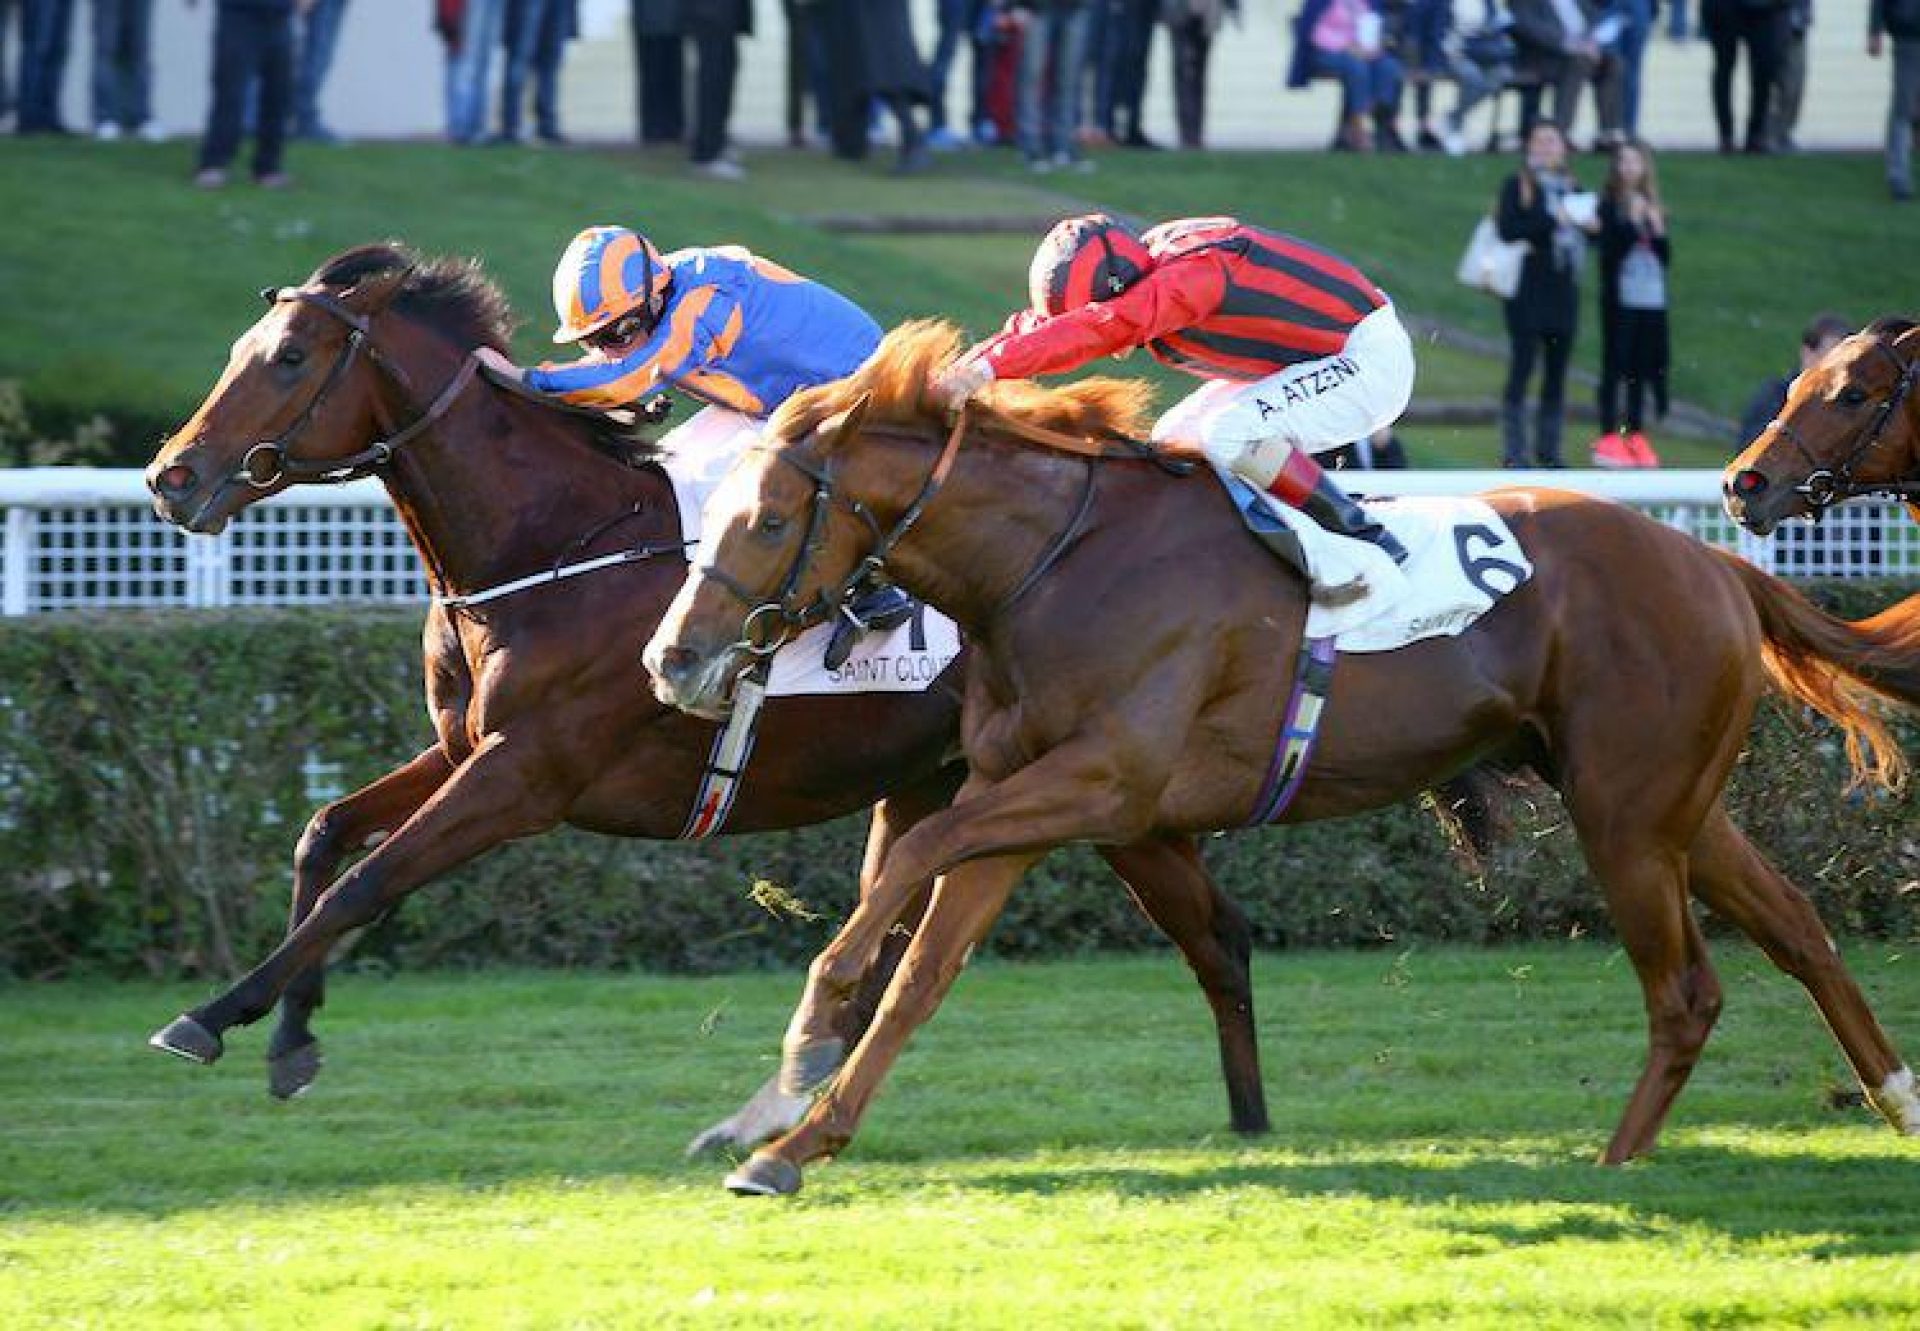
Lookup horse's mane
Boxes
[310,242,517,353]
[768,318,1155,446]
[309,242,662,466]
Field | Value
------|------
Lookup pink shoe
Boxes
[1625,431,1661,468]
[1590,432,1634,468]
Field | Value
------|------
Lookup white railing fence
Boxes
[1,468,1913,616]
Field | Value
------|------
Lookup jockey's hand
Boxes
[636,394,674,425]
[931,359,994,409]
[473,346,525,383]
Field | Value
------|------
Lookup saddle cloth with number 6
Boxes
[1226,477,1534,653]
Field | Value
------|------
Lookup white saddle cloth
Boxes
[1247,488,1534,653]
[660,409,962,698]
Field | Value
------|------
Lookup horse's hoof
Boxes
[267,1040,322,1100]
[724,1153,804,1197]
[148,1015,224,1065]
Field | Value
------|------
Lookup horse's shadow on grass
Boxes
[958,1141,1920,1259]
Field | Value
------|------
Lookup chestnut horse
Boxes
[139,244,1272,1148]
[648,321,1920,1196]
[1725,317,1920,535]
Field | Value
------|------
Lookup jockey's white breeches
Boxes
[1150,303,1415,489]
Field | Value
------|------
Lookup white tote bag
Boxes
[1456,216,1527,299]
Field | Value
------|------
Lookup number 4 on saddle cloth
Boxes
[1221,473,1535,824]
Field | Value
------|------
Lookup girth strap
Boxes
[1245,635,1338,826]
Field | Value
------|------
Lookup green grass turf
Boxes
[4,944,1917,1326]
[0,140,1903,469]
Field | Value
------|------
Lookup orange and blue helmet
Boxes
[1028,214,1153,319]
[550,225,671,344]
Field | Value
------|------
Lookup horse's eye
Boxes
[1839,386,1869,407]
[756,513,786,536]
[276,346,306,368]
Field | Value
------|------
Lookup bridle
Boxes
[691,405,973,659]
[1766,334,1920,512]
[688,400,1191,662]
[224,278,478,494]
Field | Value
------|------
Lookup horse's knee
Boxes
[808,947,869,1004]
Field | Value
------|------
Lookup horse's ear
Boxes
[343,265,411,316]
[819,392,874,455]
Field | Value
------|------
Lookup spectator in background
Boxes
[1700,0,1789,153]
[1289,0,1405,152]
[16,0,75,134]
[1871,0,1920,200]
[1735,312,1851,446]
[686,0,750,178]
[1325,425,1411,469]
[1013,0,1096,171]
[1096,0,1159,147]
[193,0,309,188]
[924,0,989,149]
[439,0,506,144]
[629,0,683,145]
[1611,0,1653,138]
[498,0,575,145]
[290,0,348,142]
[1509,0,1623,147]
[1407,0,1512,156]
[1667,0,1689,38]
[1495,119,1598,468]
[91,0,161,140]
[1164,0,1231,148]
[1591,139,1668,468]
[1,0,17,129]
[1765,0,1810,151]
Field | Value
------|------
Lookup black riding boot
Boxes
[823,575,917,671]
[1297,470,1410,565]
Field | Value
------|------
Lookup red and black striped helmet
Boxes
[1027,214,1153,318]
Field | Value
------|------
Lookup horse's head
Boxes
[146,244,506,534]
[1724,319,1920,535]
[644,395,889,719]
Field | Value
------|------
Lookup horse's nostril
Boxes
[1731,470,1768,497]
[155,464,197,496]
[656,645,696,681]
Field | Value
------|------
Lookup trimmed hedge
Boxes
[3,589,1917,979]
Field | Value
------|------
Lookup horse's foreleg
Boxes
[726,851,1040,1196]
[687,770,958,1158]
[769,739,1146,1104]
[1099,836,1268,1134]
[149,735,568,1067]
[266,746,456,1099]
[1687,806,1918,1136]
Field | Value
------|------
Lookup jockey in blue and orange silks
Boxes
[479,224,911,656]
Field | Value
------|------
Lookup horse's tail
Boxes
[1721,552,1917,791]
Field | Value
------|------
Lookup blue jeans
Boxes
[1305,47,1402,118]
[1017,3,1093,161]
[501,0,567,139]
[1612,0,1652,136]
[926,0,986,131]
[90,0,152,129]
[444,0,505,143]
[293,0,348,136]
[18,0,75,131]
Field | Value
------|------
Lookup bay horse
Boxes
[647,320,1920,1196]
[139,244,1274,1149]
[1725,317,1920,535]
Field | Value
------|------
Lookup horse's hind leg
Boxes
[687,770,957,1157]
[1100,836,1268,1134]
[1687,806,1919,1136]
[266,747,454,1099]
[1568,821,1724,1163]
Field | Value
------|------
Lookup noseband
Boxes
[226,280,478,493]
[692,406,972,657]
[1770,336,1920,511]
